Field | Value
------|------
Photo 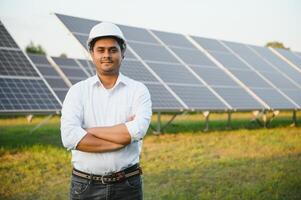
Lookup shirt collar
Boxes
[90,72,129,88]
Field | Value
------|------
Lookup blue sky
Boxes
[0,0,300,59]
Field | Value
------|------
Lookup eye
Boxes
[110,48,118,53]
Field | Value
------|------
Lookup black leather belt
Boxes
[72,164,142,184]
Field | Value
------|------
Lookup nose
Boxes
[103,49,111,58]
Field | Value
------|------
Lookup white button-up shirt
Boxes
[61,73,152,175]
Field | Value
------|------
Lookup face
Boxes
[90,37,124,76]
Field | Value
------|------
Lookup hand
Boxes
[127,115,135,122]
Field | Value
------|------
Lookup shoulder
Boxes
[68,76,95,92]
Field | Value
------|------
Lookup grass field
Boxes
[0,112,301,200]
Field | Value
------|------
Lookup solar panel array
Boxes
[56,13,301,112]
[56,14,186,111]
[1,15,301,114]
[0,21,61,113]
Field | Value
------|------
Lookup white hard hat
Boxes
[87,22,126,50]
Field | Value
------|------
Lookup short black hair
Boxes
[89,36,126,52]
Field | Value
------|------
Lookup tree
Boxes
[25,41,46,55]
[265,41,290,50]
[59,53,68,58]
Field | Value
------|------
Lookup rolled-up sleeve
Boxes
[125,83,152,142]
[60,83,87,150]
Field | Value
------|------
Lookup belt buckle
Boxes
[100,175,105,184]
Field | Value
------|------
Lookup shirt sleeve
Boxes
[125,83,152,143]
[60,83,87,150]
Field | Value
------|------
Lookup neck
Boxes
[97,73,119,89]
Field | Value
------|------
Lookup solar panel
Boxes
[249,46,301,86]
[29,54,70,102]
[222,41,301,108]
[127,28,228,110]
[192,36,297,110]
[168,85,226,110]
[0,21,61,113]
[76,58,95,76]
[152,30,263,110]
[128,42,180,63]
[51,56,89,84]
[0,78,61,111]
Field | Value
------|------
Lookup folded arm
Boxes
[61,84,125,153]
[88,83,152,145]
[76,133,125,152]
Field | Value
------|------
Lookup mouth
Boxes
[101,61,113,64]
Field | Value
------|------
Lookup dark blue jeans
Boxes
[70,174,143,200]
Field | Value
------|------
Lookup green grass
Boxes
[0,114,301,200]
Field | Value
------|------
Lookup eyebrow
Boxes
[95,46,118,49]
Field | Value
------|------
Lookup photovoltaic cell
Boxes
[146,62,200,85]
[145,83,184,110]
[0,78,60,111]
[152,30,195,48]
[212,87,262,110]
[229,70,272,88]
[118,25,158,44]
[0,49,39,77]
[168,85,226,110]
[128,42,179,63]
[252,88,296,109]
[191,36,230,53]
[170,47,216,66]
[191,67,238,87]
[209,52,250,70]
[120,60,158,82]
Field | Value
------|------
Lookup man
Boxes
[61,22,152,200]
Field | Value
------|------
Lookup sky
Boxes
[0,0,300,59]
